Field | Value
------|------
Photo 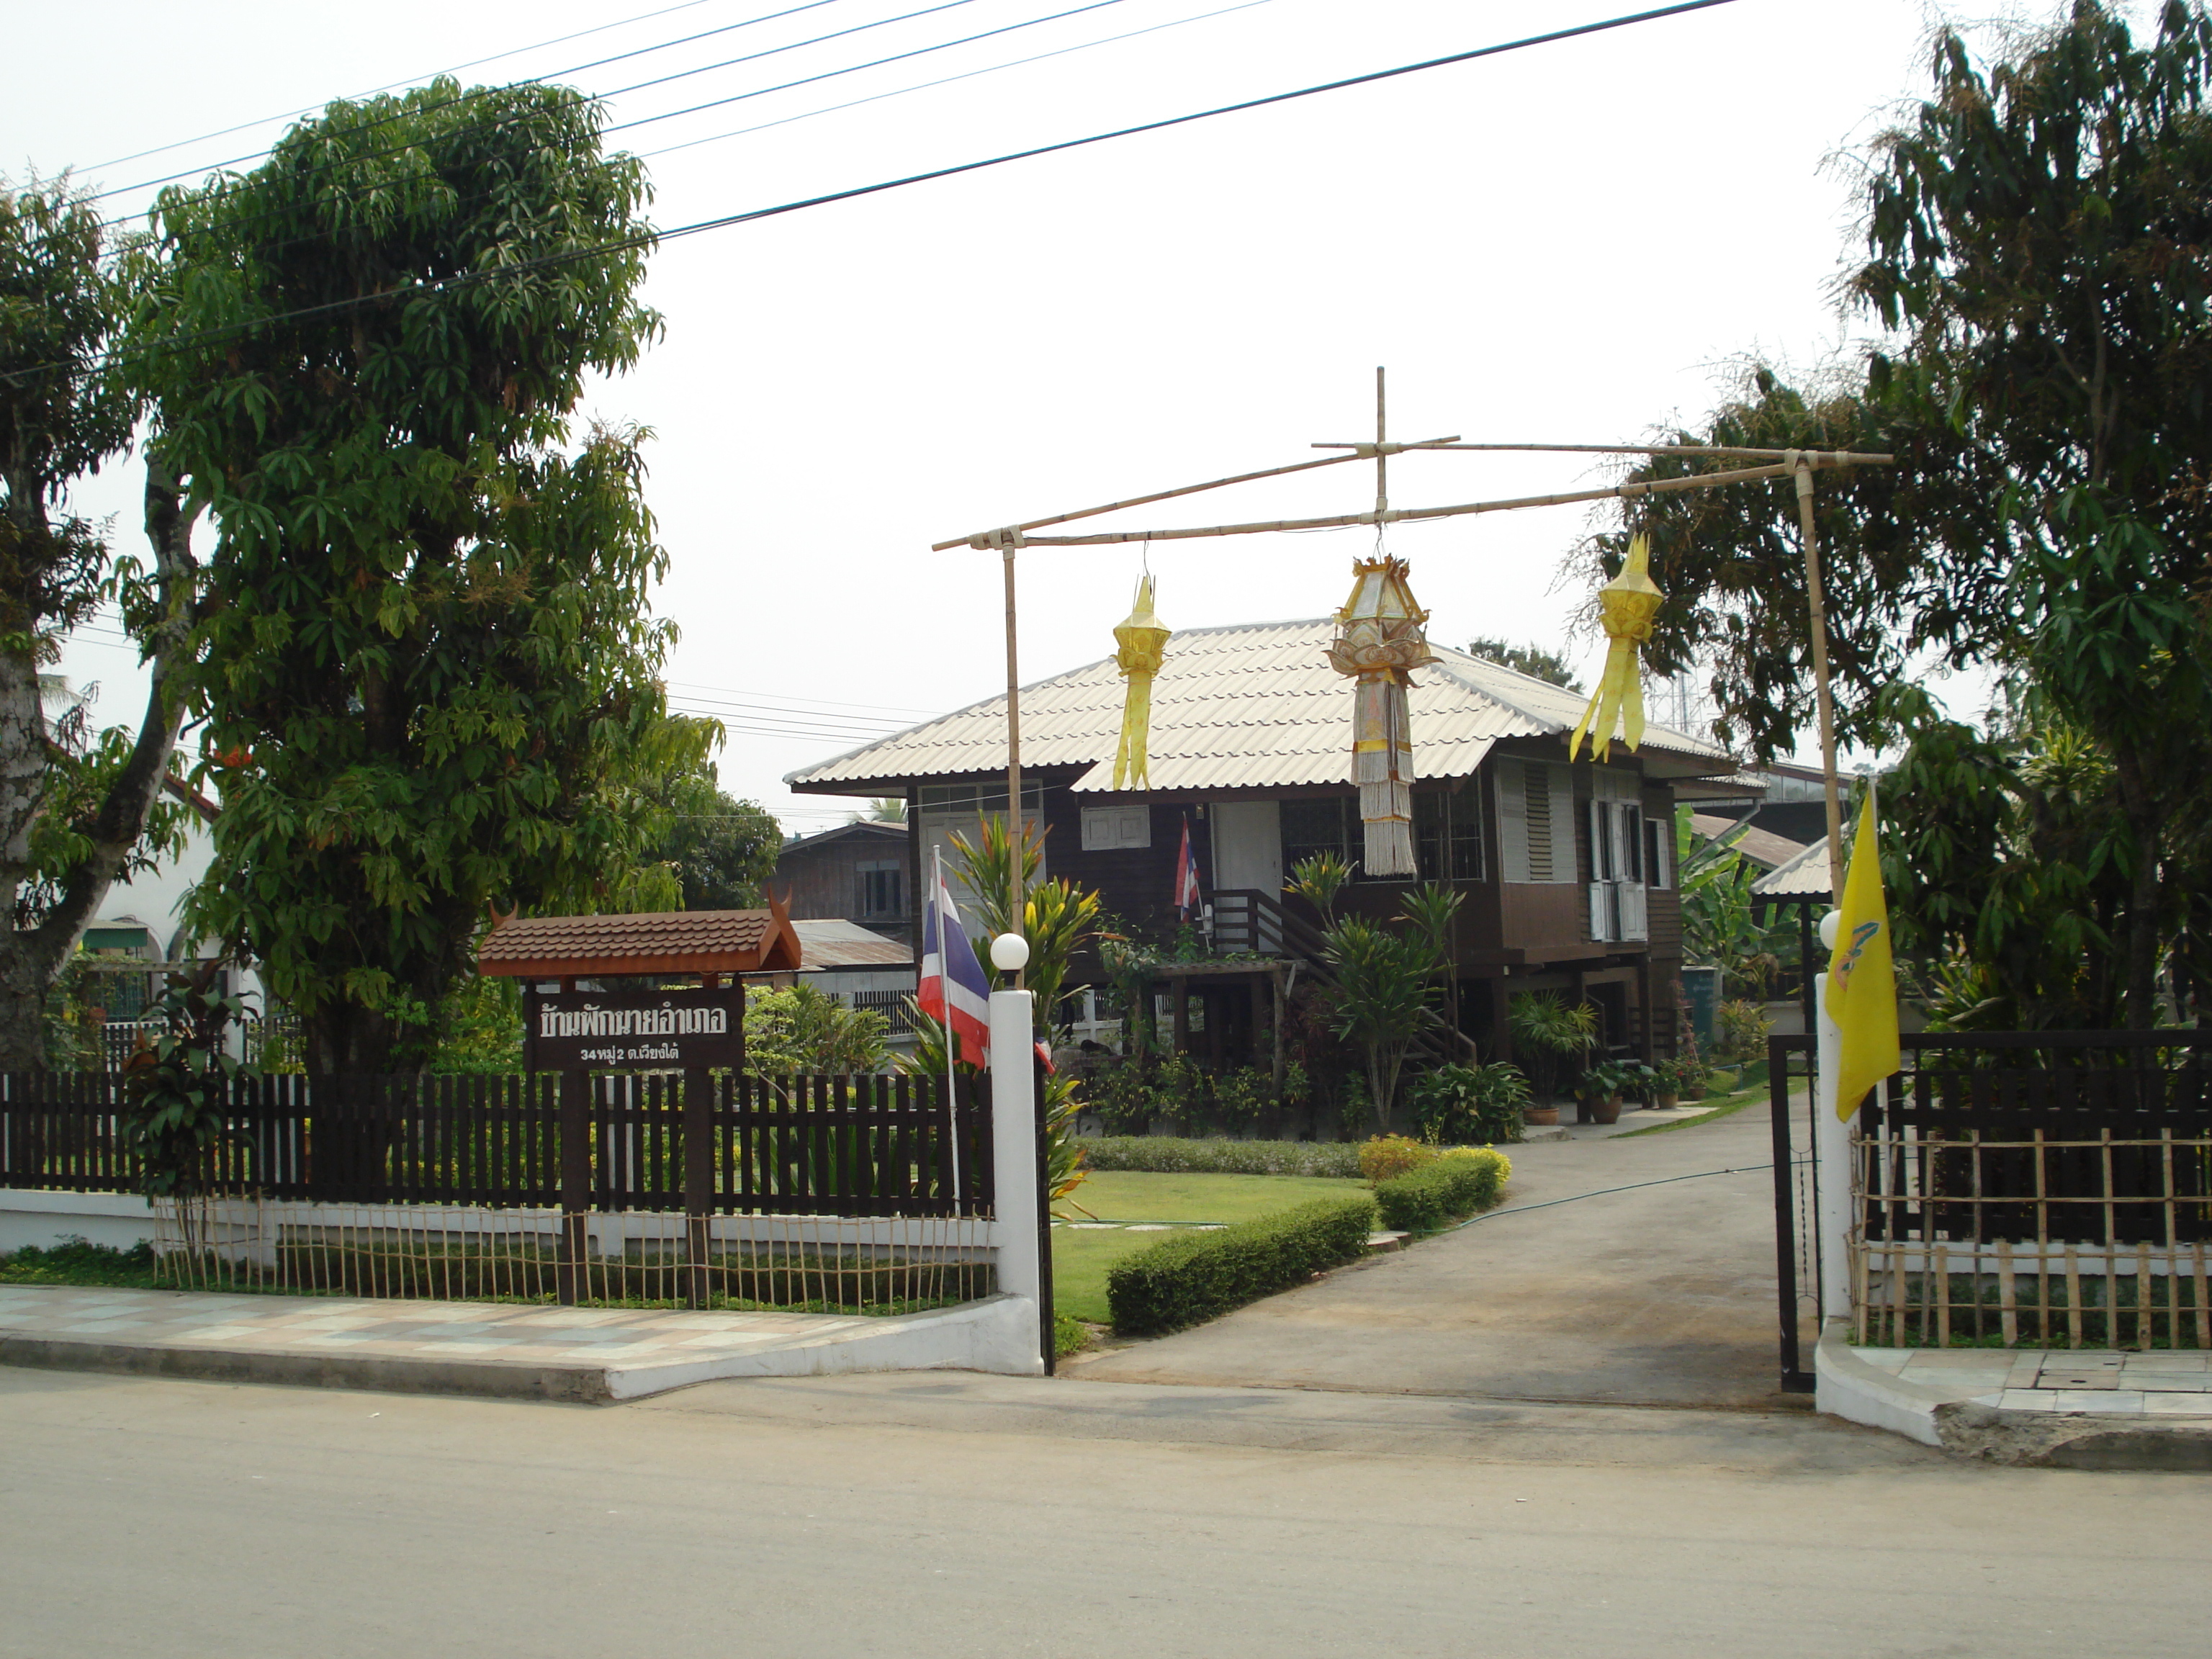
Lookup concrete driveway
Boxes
[1066,1100,1802,1408]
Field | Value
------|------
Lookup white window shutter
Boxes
[1500,763,1532,882]
[1549,766,1576,884]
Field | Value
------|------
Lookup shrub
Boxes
[1372,1148,1511,1234]
[1210,1065,1272,1132]
[1714,999,1772,1061]
[1407,1061,1529,1145]
[1106,1195,1378,1334]
[1358,1133,1434,1182]
[1085,1059,1155,1135]
[1076,1137,1363,1178]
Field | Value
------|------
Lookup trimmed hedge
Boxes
[1077,1136,1363,1178]
[1372,1148,1511,1234]
[1105,1195,1378,1335]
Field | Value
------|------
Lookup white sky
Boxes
[9,0,2020,833]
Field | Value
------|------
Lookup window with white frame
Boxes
[1586,775,1650,943]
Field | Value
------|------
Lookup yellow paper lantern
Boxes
[1568,532,1665,763]
[1111,575,1171,790]
[1326,556,1436,877]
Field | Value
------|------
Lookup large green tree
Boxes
[133,81,708,1072]
[645,768,780,911]
[0,175,194,1069]
[1589,2,2212,1026]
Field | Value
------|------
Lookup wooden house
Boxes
[770,820,913,941]
[786,619,1739,1068]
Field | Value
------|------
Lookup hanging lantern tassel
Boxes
[1569,532,1665,763]
[1327,556,1437,878]
[1111,575,1172,789]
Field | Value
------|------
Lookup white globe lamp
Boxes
[1818,909,1842,954]
[989,933,1031,973]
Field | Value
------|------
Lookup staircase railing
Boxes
[1208,889,1466,1066]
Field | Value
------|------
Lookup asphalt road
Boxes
[1072,1100,1799,1406]
[6,1364,2207,1658]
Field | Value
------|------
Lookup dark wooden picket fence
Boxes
[1859,1032,2212,1250]
[0,1069,993,1218]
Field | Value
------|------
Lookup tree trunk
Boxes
[2110,750,2164,1030]
[0,461,199,1071]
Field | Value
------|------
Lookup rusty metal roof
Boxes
[789,918,912,970]
[477,904,804,979]
[786,618,1730,794]
[1689,814,1810,873]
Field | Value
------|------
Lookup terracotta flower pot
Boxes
[1654,1092,1680,1110]
[1524,1105,1560,1127]
[1588,1095,1623,1125]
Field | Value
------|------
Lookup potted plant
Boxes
[1653,1054,1708,1108]
[1507,992,1598,1119]
[1573,1060,1630,1126]
[1617,1060,1665,1110]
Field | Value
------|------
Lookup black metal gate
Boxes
[1766,1033,1819,1392]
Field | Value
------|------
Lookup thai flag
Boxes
[918,863,992,1067]
[1173,815,1202,916]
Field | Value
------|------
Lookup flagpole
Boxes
[1791,456,1845,903]
[934,842,963,1208]
[1002,538,1026,989]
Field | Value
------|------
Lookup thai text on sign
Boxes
[523,984,745,1071]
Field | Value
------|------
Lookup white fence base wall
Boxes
[1,1189,158,1254]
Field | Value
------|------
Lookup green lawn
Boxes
[1052,1169,1368,1324]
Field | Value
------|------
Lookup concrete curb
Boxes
[1815,1321,2212,1469]
[1814,1321,1948,1447]
[0,1334,616,1402]
[0,1292,1043,1403]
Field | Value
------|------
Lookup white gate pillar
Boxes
[985,988,1044,1374]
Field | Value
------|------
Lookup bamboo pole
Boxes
[1374,365,1388,521]
[1792,457,1846,894]
[1011,458,1819,547]
[1318,441,1897,464]
[929,437,1462,552]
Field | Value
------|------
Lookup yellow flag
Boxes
[1824,788,1899,1121]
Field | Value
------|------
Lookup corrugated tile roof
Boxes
[787,618,1729,793]
[477,908,803,977]
[1750,835,1832,900]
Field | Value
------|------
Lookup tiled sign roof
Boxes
[477,902,804,979]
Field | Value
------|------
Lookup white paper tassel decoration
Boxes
[1326,557,1435,877]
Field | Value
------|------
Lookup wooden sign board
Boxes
[523,983,744,1072]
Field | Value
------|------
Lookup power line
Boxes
[87,0,877,205]
[640,0,1272,160]
[81,0,750,173]
[664,679,943,716]
[27,1,1738,392]
[599,0,1125,139]
[100,0,1238,279]
[96,0,1138,264]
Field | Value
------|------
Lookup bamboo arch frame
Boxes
[934,372,1896,944]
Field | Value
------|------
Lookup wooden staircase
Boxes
[1208,889,1468,1068]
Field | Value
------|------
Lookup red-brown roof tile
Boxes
[477,902,803,979]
